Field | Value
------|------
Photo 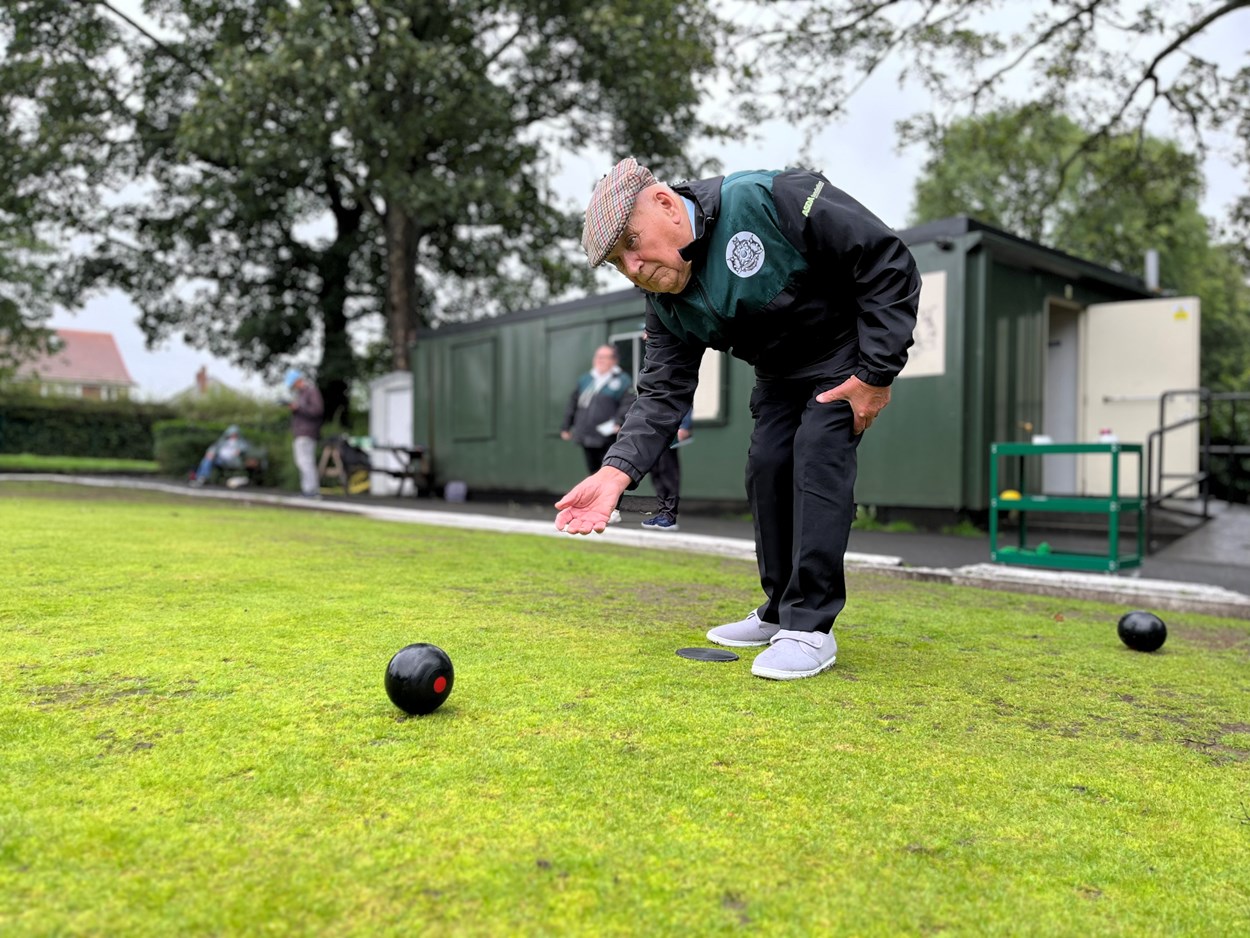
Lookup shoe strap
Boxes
[771,629,825,648]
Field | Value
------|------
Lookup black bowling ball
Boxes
[1117,611,1167,652]
[385,643,454,715]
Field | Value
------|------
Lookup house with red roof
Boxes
[15,329,136,401]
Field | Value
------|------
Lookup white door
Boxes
[369,372,414,495]
[1080,297,1200,497]
[1043,302,1082,494]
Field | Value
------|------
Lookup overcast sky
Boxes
[48,2,1248,401]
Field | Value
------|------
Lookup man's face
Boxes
[604,189,692,294]
[592,348,617,373]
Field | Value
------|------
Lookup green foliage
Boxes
[167,386,287,425]
[150,420,228,481]
[13,0,731,424]
[0,2,134,342]
[742,2,1249,229]
[2,486,1249,933]
[159,388,316,489]
[1209,393,1250,505]
[152,419,295,490]
[0,396,174,459]
[0,234,58,378]
[1190,244,1250,392]
[909,105,1250,395]
[909,109,1208,269]
[940,518,985,538]
[851,504,916,533]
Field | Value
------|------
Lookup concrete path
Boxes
[5,474,1249,619]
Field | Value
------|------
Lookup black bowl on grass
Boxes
[385,643,454,715]
[1117,611,1167,652]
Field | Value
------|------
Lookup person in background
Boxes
[560,345,636,475]
[190,425,252,487]
[641,408,693,532]
[285,368,324,498]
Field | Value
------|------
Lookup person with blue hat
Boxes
[285,369,324,497]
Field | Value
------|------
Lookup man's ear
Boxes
[652,187,682,222]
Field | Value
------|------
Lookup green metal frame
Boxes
[988,442,1144,573]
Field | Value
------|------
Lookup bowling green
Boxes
[2,482,1248,936]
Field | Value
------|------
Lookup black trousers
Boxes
[581,442,614,475]
[649,445,681,519]
[746,375,862,634]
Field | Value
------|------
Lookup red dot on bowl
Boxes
[433,676,447,694]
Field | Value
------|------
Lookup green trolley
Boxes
[988,441,1144,573]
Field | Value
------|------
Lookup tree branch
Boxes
[1050,0,1250,201]
[80,0,218,84]
[967,0,1105,108]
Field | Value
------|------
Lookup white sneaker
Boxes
[706,609,780,647]
[751,629,837,681]
[608,509,621,525]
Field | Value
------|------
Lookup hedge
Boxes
[153,419,299,490]
[0,396,174,460]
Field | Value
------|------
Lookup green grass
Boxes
[0,452,160,473]
[852,505,918,533]
[2,481,1249,936]
[941,519,986,538]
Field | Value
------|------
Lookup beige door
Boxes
[1080,297,1201,497]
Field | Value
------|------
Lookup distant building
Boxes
[169,365,236,401]
[15,329,135,401]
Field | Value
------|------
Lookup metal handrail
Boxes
[1143,388,1250,550]
[1144,389,1211,551]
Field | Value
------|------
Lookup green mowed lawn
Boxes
[2,482,1248,936]
[0,453,160,473]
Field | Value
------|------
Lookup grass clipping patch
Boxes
[1,483,1248,935]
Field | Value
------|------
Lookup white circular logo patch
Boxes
[726,231,766,278]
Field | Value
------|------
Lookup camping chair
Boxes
[318,435,372,495]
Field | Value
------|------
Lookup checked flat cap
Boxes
[581,157,658,267]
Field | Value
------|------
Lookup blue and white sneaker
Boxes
[640,515,680,532]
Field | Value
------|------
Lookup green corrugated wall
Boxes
[411,227,1148,511]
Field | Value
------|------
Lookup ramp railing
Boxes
[1145,389,1250,550]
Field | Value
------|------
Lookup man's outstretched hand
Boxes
[815,375,891,434]
[554,466,632,535]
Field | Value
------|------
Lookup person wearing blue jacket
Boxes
[556,157,919,682]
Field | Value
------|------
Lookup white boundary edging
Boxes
[1,473,903,567]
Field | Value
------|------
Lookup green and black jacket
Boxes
[603,169,920,484]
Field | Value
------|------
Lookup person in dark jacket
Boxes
[285,368,324,498]
[560,345,636,475]
[555,157,920,681]
[640,407,692,532]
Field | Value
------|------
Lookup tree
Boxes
[0,1,137,376]
[11,1,729,422]
[740,1,1250,221]
[173,0,726,365]
[0,232,57,378]
[909,106,1250,393]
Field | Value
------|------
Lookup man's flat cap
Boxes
[581,157,658,267]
